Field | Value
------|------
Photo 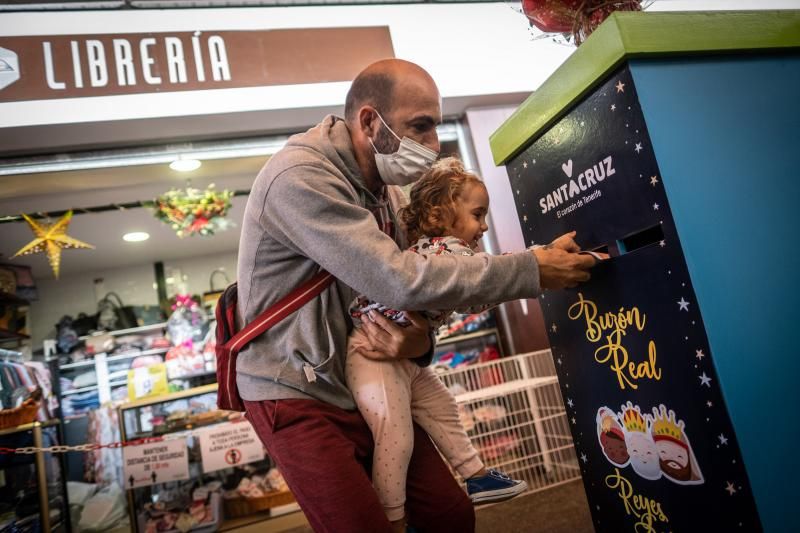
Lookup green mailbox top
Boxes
[489,10,800,166]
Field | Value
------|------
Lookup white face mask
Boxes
[370,112,438,187]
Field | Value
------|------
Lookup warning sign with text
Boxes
[123,439,189,489]
[198,421,265,473]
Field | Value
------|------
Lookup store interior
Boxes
[0,2,794,533]
[2,127,563,533]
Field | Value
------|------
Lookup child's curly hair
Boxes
[399,157,486,244]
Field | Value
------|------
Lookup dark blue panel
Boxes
[631,54,800,533]
[507,65,760,532]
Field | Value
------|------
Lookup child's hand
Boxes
[356,311,431,361]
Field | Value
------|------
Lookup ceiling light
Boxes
[123,231,150,242]
[170,158,202,172]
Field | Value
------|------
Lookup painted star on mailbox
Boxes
[12,211,94,279]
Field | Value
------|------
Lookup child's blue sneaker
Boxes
[466,469,528,504]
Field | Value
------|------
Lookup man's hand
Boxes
[532,231,599,289]
[355,311,431,361]
[548,230,581,252]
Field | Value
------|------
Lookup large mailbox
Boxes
[490,11,800,533]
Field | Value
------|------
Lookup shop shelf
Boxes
[435,327,499,345]
[60,347,169,370]
[77,322,167,341]
[60,385,101,397]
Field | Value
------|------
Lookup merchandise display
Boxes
[432,310,503,371]
[140,484,221,533]
[119,385,298,532]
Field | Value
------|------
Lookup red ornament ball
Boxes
[521,0,580,34]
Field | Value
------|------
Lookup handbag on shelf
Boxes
[202,269,231,312]
[97,292,138,331]
[130,305,165,326]
[72,312,98,336]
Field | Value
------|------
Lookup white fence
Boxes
[437,350,581,494]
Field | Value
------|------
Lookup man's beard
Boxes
[373,121,400,155]
[369,121,401,188]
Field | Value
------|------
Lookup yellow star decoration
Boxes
[12,211,94,279]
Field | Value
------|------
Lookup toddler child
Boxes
[346,157,528,532]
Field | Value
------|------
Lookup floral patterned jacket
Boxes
[349,235,493,328]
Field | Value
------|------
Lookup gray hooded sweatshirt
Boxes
[236,115,542,409]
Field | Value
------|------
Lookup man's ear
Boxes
[358,106,379,138]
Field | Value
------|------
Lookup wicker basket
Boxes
[0,389,41,431]
[223,490,296,518]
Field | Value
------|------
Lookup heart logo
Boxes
[562,159,573,178]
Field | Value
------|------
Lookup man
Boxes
[236,59,596,532]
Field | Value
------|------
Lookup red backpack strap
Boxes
[225,270,334,355]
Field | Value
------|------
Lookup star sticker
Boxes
[557,357,563,366]
[580,453,588,463]
[659,240,666,248]
[516,190,520,195]
[12,211,95,279]
[699,372,712,387]
[567,398,574,408]
[725,481,737,496]
[610,104,616,111]
[615,80,625,93]
[696,349,705,360]
[719,433,728,445]
[653,203,660,211]
[523,161,528,169]
[523,215,528,222]
[707,401,713,407]
[634,142,643,153]
[678,297,690,311]
[551,323,558,333]
[571,417,576,425]
[650,176,659,186]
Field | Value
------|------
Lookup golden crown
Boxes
[651,405,684,440]
[621,407,647,433]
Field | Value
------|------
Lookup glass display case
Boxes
[0,421,71,533]
[118,384,303,533]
